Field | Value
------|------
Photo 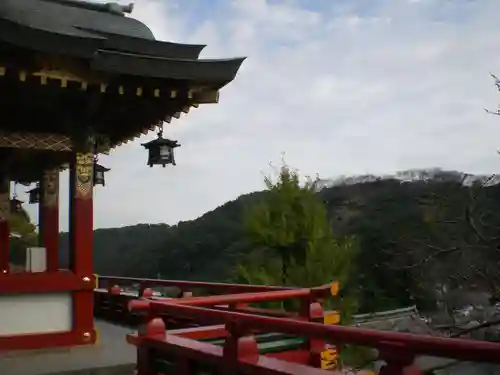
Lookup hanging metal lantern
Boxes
[93,162,110,187]
[141,128,180,168]
[27,185,40,204]
[10,197,23,212]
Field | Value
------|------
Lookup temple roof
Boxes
[0,0,245,182]
[0,0,245,83]
[1,0,155,41]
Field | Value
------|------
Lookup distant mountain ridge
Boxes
[317,168,500,189]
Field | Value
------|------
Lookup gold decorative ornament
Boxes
[75,152,94,199]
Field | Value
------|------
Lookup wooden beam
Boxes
[195,90,219,104]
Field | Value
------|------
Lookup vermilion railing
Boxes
[128,299,500,375]
[94,275,311,327]
[96,275,298,294]
[128,284,336,375]
[94,277,500,375]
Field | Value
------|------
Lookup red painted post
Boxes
[0,177,9,274]
[107,285,122,322]
[136,317,166,375]
[222,321,259,374]
[39,169,59,272]
[299,299,326,368]
[109,285,121,295]
[128,288,153,326]
[69,149,96,345]
[0,221,9,274]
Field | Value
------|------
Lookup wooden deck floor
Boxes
[0,320,136,375]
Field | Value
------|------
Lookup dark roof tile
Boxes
[0,0,155,40]
[0,0,245,83]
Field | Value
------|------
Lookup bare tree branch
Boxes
[402,245,459,270]
[449,317,500,338]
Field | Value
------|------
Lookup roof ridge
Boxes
[43,0,134,16]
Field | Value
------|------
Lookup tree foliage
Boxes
[235,163,357,315]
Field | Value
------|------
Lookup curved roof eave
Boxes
[92,51,247,84]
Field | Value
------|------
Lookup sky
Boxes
[18,0,500,230]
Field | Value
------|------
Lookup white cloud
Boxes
[20,0,500,229]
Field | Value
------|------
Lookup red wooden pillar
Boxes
[0,177,10,274]
[69,148,96,344]
[39,169,59,272]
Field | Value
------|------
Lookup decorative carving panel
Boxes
[0,132,72,151]
[74,153,94,200]
[0,132,113,154]
[42,169,59,208]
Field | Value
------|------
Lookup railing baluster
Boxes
[299,299,326,368]
[136,317,166,375]
[105,285,121,322]
[223,321,259,374]
[141,288,154,299]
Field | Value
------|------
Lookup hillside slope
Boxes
[59,170,500,311]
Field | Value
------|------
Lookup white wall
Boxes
[0,293,72,335]
[25,247,46,273]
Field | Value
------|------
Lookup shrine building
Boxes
[0,0,244,351]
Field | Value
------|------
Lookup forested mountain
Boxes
[59,192,263,279]
[59,169,500,312]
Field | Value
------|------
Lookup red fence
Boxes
[94,276,500,375]
[94,275,308,327]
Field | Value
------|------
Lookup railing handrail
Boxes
[133,301,500,364]
[128,287,331,318]
[97,275,297,294]
[167,286,331,307]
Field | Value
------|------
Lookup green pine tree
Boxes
[236,163,378,370]
[237,162,358,313]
